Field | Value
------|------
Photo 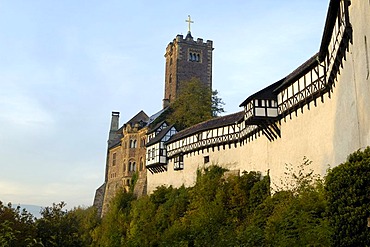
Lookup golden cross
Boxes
[185,15,194,33]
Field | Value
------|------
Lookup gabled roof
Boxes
[147,120,168,135]
[125,110,149,126]
[167,111,244,144]
[146,125,175,146]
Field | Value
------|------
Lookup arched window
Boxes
[133,140,137,148]
[128,160,136,172]
[196,54,200,62]
[140,157,144,171]
[133,162,136,172]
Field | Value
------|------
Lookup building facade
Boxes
[146,0,370,194]
[96,0,370,216]
[95,111,150,216]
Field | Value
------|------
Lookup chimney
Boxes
[108,111,120,142]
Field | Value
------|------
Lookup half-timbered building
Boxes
[96,0,370,208]
[146,0,370,194]
[146,121,177,174]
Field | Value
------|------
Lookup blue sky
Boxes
[0,1,329,208]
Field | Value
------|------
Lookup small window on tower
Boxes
[112,153,116,166]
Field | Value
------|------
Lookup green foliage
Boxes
[168,78,224,130]
[325,147,370,247]
[36,201,84,247]
[68,206,100,246]
[91,189,135,246]
[262,159,331,246]
[0,201,38,247]
[211,89,225,117]
[8,148,370,246]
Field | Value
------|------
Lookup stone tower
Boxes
[163,17,213,107]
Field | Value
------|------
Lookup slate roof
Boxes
[147,120,168,135]
[126,110,149,127]
[319,0,341,61]
[108,138,122,149]
[147,107,168,126]
[146,125,175,147]
[274,53,319,92]
[239,79,284,107]
[166,111,244,144]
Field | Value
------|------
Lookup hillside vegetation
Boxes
[2,147,370,246]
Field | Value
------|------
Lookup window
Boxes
[159,148,164,156]
[204,156,210,164]
[147,150,151,161]
[130,139,137,148]
[188,51,201,62]
[112,153,116,166]
[174,154,184,170]
[152,148,155,160]
[140,158,144,171]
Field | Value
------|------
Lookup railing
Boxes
[167,123,258,158]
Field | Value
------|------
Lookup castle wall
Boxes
[147,0,370,194]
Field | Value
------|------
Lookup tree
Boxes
[325,147,370,247]
[35,202,83,247]
[169,78,224,130]
[0,201,38,247]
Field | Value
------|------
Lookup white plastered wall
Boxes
[147,1,370,194]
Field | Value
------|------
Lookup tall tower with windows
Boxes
[163,16,214,107]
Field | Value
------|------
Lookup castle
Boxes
[94,0,370,217]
